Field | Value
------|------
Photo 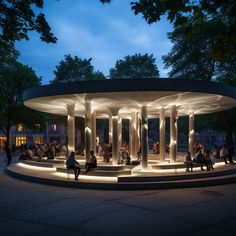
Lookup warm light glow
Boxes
[16,137,27,147]
[67,145,74,152]
[33,137,43,144]
[143,124,148,130]
[17,162,56,171]
[112,116,118,119]
[170,140,176,146]
[189,112,194,118]
[17,123,24,132]
[160,120,164,129]
[85,127,91,133]
[68,115,74,122]
[52,172,117,183]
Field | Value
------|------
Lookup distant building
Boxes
[0,118,82,149]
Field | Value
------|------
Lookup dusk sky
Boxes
[15,0,173,85]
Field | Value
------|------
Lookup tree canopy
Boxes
[0,58,41,146]
[101,0,236,62]
[51,54,106,84]
[109,53,159,79]
[163,19,217,80]
[163,15,236,82]
[0,0,57,43]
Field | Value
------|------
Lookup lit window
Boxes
[51,124,57,131]
[17,123,24,132]
[35,123,41,132]
[33,137,43,144]
[16,137,26,147]
[0,137,7,149]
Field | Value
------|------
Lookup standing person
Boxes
[66,151,81,180]
[227,145,235,165]
[85,150,97,174]
[220,145,229,164]
[4,142,12,166]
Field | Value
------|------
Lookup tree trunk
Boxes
[4,123,11,148]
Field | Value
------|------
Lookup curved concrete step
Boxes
[56,167,131,177]
[118,166,236,182]
[21,160,54,168]
[4,165,236,190]
[4,166,236,190]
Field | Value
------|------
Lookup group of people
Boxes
[152,141,171,156]
[18,142,68,161]
[66,150,97,181]
[185,143,235,172]
[185,149,214,172]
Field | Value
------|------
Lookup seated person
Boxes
[205,150,214,170]
[36,145,45,162]
[125,155,131,165]
[184,151,193,172]
[195,150,207,171]
[26,148,33,160]
[66,151,81,180]
[85,150,97,174]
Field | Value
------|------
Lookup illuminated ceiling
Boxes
[23,79,236,118]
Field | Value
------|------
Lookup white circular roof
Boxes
[23,79,236,118]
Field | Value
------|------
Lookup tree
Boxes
[91,71,107,80]
[163,19,218,80]
[0,60,41,149]
[109,53,159,79]
[51,54,106,84]
[162,17,236,150]
[101,0,236,62]
[0,0,57,43]
[0,37,19,68]
[130,0,236,62]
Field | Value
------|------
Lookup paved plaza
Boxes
[1,163,236,236]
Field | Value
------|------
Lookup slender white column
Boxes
[129,111,140,158]
[176,115,178,155]
[91,110,96,154]
[141,105,148,169]
[111,109,119,165]
[118,114,122,149]
[129,112,136,157]
[170,105,177,163]
[67,104,75,154]
[159,107,166,162]
[109,114,112,144]
[85,101,92,162]
[189,112,195,155]
[136,113,140,153]
[129,117,132,154]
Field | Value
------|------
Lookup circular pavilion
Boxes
[23,78,236,169]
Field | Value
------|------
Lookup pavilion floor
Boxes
[4,152,236,190]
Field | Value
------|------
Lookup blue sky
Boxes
[15,0,173,85]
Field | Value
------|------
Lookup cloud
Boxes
[15,0,173,84]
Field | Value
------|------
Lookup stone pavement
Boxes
[1,167,236,236]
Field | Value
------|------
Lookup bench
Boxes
[21,160,54,168]
[56,166,132,179]
[152,159,224,171]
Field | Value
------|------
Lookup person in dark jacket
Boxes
[66,151,81,180]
